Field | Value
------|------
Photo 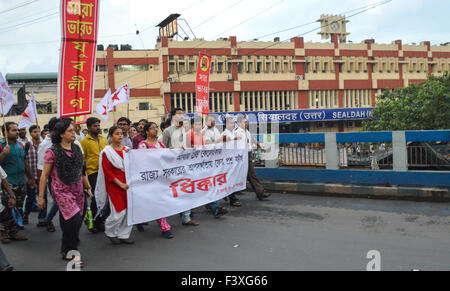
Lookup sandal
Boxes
[1,237,11,244]
[230,200,242,207]
[11,234,28,241]
[47,222,56,233]
[182,220,199,226]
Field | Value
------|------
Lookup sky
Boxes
[0,0,449,74]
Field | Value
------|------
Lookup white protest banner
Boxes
[125,141,248,225]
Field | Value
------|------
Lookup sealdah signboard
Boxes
[57,0,100,118]
[185,108,374,124]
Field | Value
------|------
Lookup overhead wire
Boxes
[116,0,392,87]
[131,0,393,89]
[1,0,392,90]
[211,0,285,40]
[250,0,392,41]
[113,0,247,85]
[0,0,39,15]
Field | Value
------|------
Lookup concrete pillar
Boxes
[325,133,340,170]
[393,131,408,172]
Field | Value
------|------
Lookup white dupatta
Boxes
[95,145,128,218]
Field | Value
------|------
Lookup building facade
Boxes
[5,33,450,132]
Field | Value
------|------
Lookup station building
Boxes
[5,15,450,132]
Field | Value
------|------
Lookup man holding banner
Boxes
[235,116,271,201]
[162,109,199,227]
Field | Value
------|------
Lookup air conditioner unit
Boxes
[296,75,304,81]
[168,77,176,83]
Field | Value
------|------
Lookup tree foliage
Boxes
[363,72,450,131]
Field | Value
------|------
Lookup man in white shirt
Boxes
[235,115,271,201]
[162,111,187,149]
[203,115,223,144]
[74,124,85,143]
[219,117,243,207]
[161,109,199,227]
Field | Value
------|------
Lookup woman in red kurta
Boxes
[98,126,134,245]
[102,149,127,213]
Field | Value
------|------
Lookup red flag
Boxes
[195,53,212,115]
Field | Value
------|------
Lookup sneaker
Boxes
[162,230,174,239]
[1,264,14,271]
[119,238,135,245]
[47,222,56,233]
[23,215,29,225]
[108,237,121,245]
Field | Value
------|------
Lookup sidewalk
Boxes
[256,181,450,202]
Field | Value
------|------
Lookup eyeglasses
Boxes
[118,123,129,126]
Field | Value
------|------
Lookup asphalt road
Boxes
[2,192,450,271]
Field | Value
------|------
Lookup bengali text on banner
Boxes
[58,0,100,118]
[124,141,248,225]
[195,53,212,115]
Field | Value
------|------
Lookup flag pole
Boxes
[1,101,8,146]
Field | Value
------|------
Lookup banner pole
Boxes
[1,101,8,146]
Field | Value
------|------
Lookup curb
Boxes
[254,181,450,202]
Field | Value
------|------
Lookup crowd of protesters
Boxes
[0,107,271,270]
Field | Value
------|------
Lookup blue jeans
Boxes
[25,181,54,223]
[24,182,38,216]
[209,201,220,214]
[46,203,59,223]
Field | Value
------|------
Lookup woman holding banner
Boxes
[38,119,92,268]
[96,126,134,245]
[137,122,174,239]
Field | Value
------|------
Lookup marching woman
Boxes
[138,122,174,239]
[95,126,134,245]
[38,119,92,268]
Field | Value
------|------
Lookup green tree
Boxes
[363,72,450,131]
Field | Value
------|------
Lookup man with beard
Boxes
[80,118,109,233]
[18,128,30,145]
[0,122,35,224]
